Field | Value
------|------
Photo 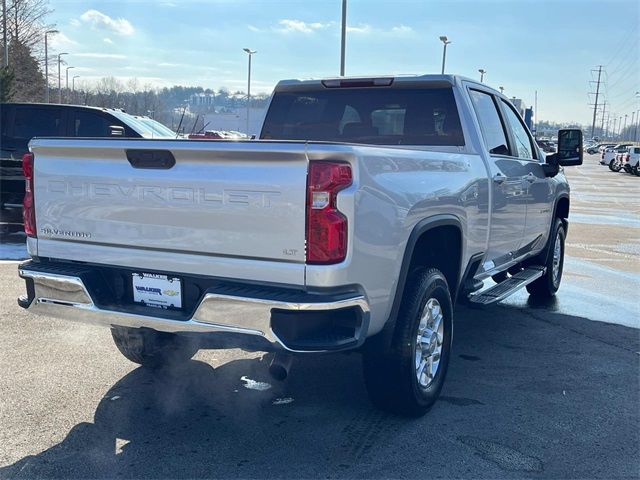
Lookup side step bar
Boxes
[469,266,546,305]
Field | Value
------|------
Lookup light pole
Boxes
[65,66,75,103]
[622,114,628,140]
[340,0,347,76]
[57,52,68,103]
[634,109,639,142]
[478,69,486,82]
[72,75,80,104]
[44,29,58,102]
[439,36,451,74]
[499,86,504,94]
[243,48,256,136]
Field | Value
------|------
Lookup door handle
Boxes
[492,173,506,185]
[525,173,536,183]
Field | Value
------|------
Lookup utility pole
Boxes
[617,116,623,138]
[605,113,610,139]
[2,0,8,67]
[340,0,347,76]
[612,117,617,140]
[622,114,628,140]
[599,102,606,139]
[631,111,636,141]
[589,65,603,139]
[634,109,639,142]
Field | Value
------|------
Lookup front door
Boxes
[497,99,554,257]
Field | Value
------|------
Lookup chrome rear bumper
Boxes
[19,263,369,353]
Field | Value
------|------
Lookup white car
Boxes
[622,146,640,175]
[601,143,632,165]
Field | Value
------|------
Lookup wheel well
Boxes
[556,197,569,219]
[407,225,462,297]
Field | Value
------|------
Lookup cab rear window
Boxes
[261,87,464,146]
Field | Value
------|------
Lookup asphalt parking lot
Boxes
[0,154,638,479]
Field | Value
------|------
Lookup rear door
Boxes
[467,88,527,273]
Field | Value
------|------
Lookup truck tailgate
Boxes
[31,139,308,266]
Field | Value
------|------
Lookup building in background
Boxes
[203,107,267,136]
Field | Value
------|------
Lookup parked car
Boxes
[601,143,633,165]
[17,75,582,416]
[587,143,614,154]
[0,103,174,212]
[621,146,640,175]
[536,139,556,153]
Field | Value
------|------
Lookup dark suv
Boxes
[0,103,169,214]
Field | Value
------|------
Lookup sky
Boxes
[47,0,639,124]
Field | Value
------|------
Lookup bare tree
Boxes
[1,0,54,52]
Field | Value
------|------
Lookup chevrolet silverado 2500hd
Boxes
[17,75,583,416]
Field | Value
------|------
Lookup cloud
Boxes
[391,25,414,34]
[79,10,134,36]
[50,32,78,49]
[73,53,127,59]
[103,37,114,45]
[346,23,372,34]
[247,25,262,32]
[275,19,333,34]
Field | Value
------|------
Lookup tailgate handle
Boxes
[126,150,176,169]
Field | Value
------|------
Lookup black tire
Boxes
[526,218,565,298]
[608,159,616,171]
[363,268,453,417]
[633,165,640,177]
[111,326,198,369]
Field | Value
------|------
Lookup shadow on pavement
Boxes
[1,304,638,479]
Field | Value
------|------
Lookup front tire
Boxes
[526,218,565,298]
[363,268,453,417]
[111,326,198,369]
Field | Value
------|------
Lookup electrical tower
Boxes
[589,65,603,139]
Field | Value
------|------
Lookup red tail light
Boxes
[22,153,36,237]
[306,161,352,264]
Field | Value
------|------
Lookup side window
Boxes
[13,107,63,140]
[74,111,113,137]
[468,90,509,156]
[500,100,536,160]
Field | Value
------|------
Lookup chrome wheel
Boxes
[415,298,444,388]
[552,231,562,285]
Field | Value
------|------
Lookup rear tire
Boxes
[111,326,198,369]
[363,268,453,417]
[526,218,565,299]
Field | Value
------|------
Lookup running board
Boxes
[469,266,546,305]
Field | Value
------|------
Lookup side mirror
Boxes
[109,125,125,137]
[556,129,583,166]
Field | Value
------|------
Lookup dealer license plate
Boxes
[132,273,182,309]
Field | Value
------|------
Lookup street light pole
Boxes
[243,48,256,136]
[44,30,58,103]
[340,0,347,76]
[622,114,628,140]
[478,69,486,82]
[499,86,504,94]
[57,52,68,103]
[439,36,451,74]
[72,75,80,104]
[65,66,75,103]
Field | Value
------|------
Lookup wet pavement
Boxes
[0,153,638,478]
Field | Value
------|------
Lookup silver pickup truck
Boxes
[17,75,583,416]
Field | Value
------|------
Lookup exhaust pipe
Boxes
[269,353,293,381]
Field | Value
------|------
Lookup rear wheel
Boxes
[111,327,198,369]
[526,218,565,298]
[633,165,640,176]
[363,268,453,417]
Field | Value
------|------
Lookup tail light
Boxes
[22,153,36,237]
[306,161,352,264]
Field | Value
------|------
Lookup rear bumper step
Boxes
[18,261,369,353]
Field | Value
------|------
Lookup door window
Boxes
[74,111,113,137]
[469,90,509,156]
[13,107,63,140]
[500,100,536,160]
